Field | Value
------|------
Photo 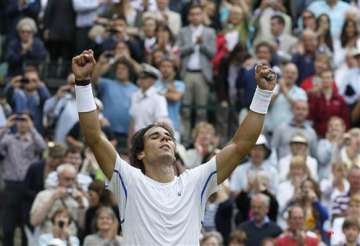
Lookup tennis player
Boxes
[72,49,276,245]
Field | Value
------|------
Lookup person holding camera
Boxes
[0,113,46,246]
[38,207,80,246]
[5,68,51,135]
[44,74,79,143]
[30,164,88,237]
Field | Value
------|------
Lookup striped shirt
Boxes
[332,192,350,218]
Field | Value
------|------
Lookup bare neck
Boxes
[144,159,175,183]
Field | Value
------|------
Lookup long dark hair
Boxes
[129,123,175,174]
[340,18,359,48]
[316,14,333,52]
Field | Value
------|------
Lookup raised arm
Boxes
[216,65,276,184]
[72,50,116,179]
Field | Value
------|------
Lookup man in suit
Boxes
[177,4,216,144]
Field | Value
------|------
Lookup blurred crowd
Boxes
[1,0,360,245]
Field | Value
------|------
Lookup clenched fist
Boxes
[255,64,277,91]
[72,50,96,81]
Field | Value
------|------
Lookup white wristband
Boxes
[249,87,273,114]
[75,84,97,112]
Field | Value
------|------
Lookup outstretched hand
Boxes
[72,50,96,80]
[255,64,277,91]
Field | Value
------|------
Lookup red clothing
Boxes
[301,76,338,94]
[308,91,350,137]
[275,233,320,246]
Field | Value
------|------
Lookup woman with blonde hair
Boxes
[83,206,123,246]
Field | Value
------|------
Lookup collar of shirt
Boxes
[289,120,306,129]
[15,132,31,142]
[136,86,158,101]
[252,216,270,228]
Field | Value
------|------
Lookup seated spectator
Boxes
[45,146,92,192]
[265,63,307,134]
[332,194,360,245]
[277,156,311,214]
[320,161,350,210]
[228,229,246,246]
[30,164,89,236]
[315,14,334,56]
[308,69,350,137]
[129,64,169,137]
[342,218,360,246]
[5,17,47,76]
[200,231,223,246]
[83,180,120,237]
[6,68,51,134]
[156,56,185,141]
[83,206,123,246]
[271,100,317,160]
[291,178,329,243]
[230,135,278,195]
[43,74,78,144]
[339,128,360,170]
[184,122,218,169]
[24,143,66,227]
[38,207,80,246]
[317,116,346,178]
[278,133,318,182]
[238,193,282,246]
[332,166,360,219]
[275,205,320,246]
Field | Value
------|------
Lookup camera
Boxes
[66,188,74,196]
[58,220,65,229]
[20,78,30,84]
[15,115,26,121]
[104,52,114,59]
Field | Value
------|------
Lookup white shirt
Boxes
[45,171,92,192]
[187,25,203,70]
[278,154,318,182]
[130,86,169,132]
[107,155,218,245]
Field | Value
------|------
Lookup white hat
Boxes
[255,134,269,147]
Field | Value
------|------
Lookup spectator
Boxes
[342,218,360,246]
[43,0,76,74]
[0,92,12,128]
[332,194,360,245]
[291,178,329,242]
[151,0,181,36]
[83,181,120,237]
[83,206,123,246]
[317,116,346,178]
[277,156,311,214]
[0,113,46,246]
[230,135,278,194]
[271,100,317,160]
[275,205,320,246]
[339,128,360,170]
[228,229,246,246]
[156,56,185,140]
[72,0,100,54]
[300,53,335,95]
[154,22,178,58]
[38,207,80,246]
[6,68,51,134]
[129,64,169,136]
[30,164,89,236]
[297,10,317,34]
[177,4,216,143]
[141,15,157,57]
[45,146,92,192]
[23,143,66,227]
[278,133,318,182]
[184,122,218,169]
[265,63,307,134]
[200,231,223,246]
[315,14,333,55]
[308,69,350,137]
[92,56,138,150]
[43,74,78,143]
[332,166,360,218]
[292,29,318,83]
[307,0,351,39]
[320,161,350,210]
[238,193,282,246]
[5,17,47,76]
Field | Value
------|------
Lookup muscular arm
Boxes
[216,65,276,184]
[73,50,117,180]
